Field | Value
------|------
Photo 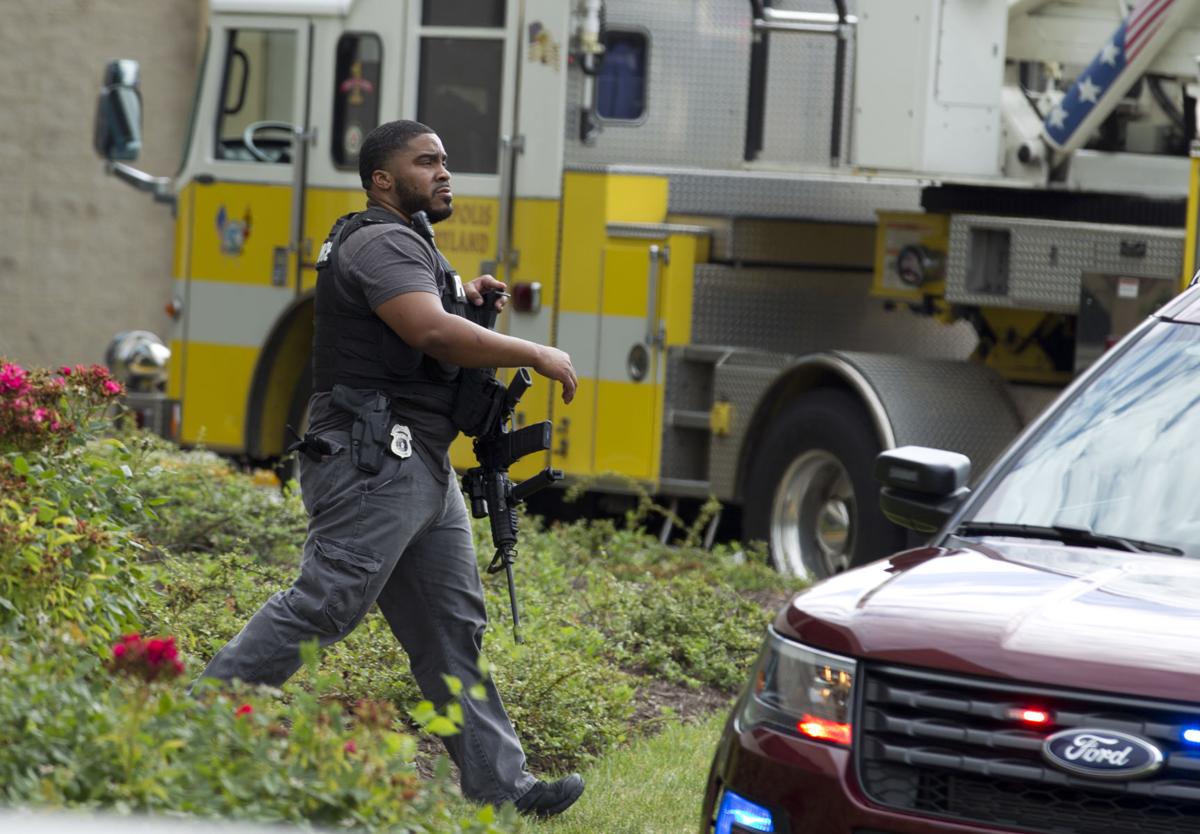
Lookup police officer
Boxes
[198,120,583,818]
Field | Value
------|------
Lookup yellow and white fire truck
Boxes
[94,0,1200,578]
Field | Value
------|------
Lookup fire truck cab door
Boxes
[402,1,569,474]
[173,14,313,451]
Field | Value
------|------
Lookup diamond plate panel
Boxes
[759,1,857,167]
[664,217,876,266]
[710,353,790,498]
[661,348,715,482]
[946,215,1185,312]
[664,168,923,222]
[835,351,1023,477]
[692,265,978,358]
[563,0,861,172]
[725,218,875,268]
[564,0,750,169]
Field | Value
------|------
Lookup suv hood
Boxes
[778,540,1200,702]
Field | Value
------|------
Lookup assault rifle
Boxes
[462,367,562,644]
[456,285,562,644]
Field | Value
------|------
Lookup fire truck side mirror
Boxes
[94,59,144,162]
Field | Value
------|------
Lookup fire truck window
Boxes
[332,33,382,169]
[422,0,505,27]
[215,29,298,163]
[597,31,647,121]
[417,37,504,174]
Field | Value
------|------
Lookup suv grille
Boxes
[857,664,1200,834]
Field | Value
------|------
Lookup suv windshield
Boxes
[965,319,1200,558]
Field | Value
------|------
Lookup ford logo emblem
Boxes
[1042,728,1164,780]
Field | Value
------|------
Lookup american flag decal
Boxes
[1043,0,1185,153]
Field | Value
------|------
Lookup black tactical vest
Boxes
[312,207,468,414]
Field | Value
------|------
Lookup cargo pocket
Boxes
[287,536,383,634]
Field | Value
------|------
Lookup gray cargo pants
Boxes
[198,431,537,805]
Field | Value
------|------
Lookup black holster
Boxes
[330,384,392,474]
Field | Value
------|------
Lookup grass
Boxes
[445,711,729,833]
[539,712,726,834]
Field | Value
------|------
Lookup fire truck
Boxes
[93,0,1200,578]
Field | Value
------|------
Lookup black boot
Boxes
[514,774,585,818]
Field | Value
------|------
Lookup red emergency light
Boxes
[1009,707,1051,725]
[798,714,852,746]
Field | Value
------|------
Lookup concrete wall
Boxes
[0,0,203,369]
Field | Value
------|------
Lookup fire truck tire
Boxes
[742,389,905,579]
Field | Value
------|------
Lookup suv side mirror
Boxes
[94,59,143,161]
[876,446,971,534]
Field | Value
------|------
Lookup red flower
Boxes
[344,740,358,755]
[235,704,254,717]
[102,380,123,397]
[108,633,185,682]
[144,636,179,664]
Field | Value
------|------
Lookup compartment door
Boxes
[593,236,671,482]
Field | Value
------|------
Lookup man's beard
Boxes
[395,181,453,223]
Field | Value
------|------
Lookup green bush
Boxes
[0,360,517,831]
[128,439,306,565]
[0,363,155,645]
[590,576,770,690]
[494,515,794,692]
[487,625,636,772]
[0,635,512,833]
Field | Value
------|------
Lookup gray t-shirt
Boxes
[306,221,456,483]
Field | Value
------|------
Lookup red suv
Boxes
[701,286,1200,834]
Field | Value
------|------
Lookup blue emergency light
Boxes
[1182,728,1200,745]
[715,789,775,834]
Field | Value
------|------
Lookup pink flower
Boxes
[0,363,28,394]
[112,644,127,659]
[59,366,72,376]
[102,380,123,396]
[344,740,358,754]
[32,408,47,424]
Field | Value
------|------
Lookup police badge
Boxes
[389,424,413,459]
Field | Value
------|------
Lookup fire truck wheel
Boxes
[742,389,905,579]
